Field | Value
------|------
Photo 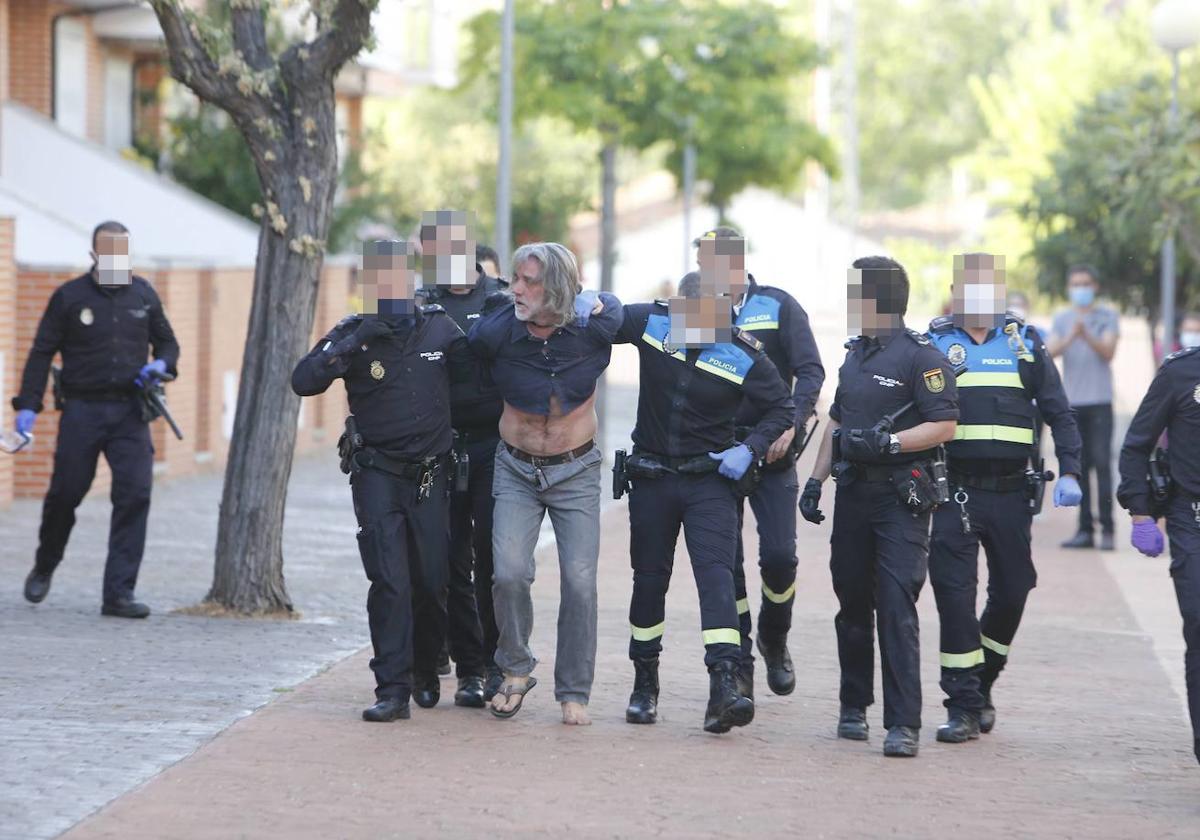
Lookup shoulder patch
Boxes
[906,328,930,346]
[1164,345,1200,364]
[928,315,955,334]
[734,327,764,353]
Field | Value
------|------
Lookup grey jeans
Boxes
[491,441,602,704]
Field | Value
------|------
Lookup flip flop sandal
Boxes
[489,676,538,719]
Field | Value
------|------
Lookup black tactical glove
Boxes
[840,426,893,461]
[329,318,391,359]
[799,477,825,524]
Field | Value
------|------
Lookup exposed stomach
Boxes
[499,392,598,456]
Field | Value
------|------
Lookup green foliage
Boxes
[164,104,262,219]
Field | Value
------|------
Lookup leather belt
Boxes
[950,471,1027,493]
[65,389,136,402]
[505,440,594,467]
[354,448,446,479]
[847,462,911,482]
[632,449,720,474]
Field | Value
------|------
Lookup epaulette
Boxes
[1164,345,1200,365]
[420,303,446,315]
[905,328,931,346]
[928,315,955,334]
[844,336,862,350]
[336,313,363,329]
[734,327,764,353]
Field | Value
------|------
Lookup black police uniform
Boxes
[1117,345,1200,764]
[828,326,958,731]
[14,272,179,606]
[615,302,793,673]
[926,315,1081,729]
[729,275,824,684]
[292,304,473,708]
[418,268,508,684]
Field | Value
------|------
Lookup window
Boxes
[104,56,133,151]
[53,18,87,137]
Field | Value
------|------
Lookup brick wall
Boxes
[0,0,11,103]
[133,57,166,152]
[7,0,54,116]
[0,218,15,508]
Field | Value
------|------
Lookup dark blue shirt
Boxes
[467,292,622,416]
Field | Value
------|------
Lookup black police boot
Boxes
[1061,530,1094,549]
[883,726,920,757]
[24,566,53,604]
[413,673,440,708]
[100,597,151,619]
[936,709,981,743]
[437,645,452,677]
[625,658,660,724]
[454,675,486,708]
[736,658,754,702]
[756,633,796,696]
[979,687,996,734]
[837,704,869,741]
[483,666,504,703]
[1100,530,1115,551]
[362,697,411,722]
[703,661,754,734]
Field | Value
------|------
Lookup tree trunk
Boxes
[714,201,728,226]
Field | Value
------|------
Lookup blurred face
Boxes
[697,237,747,297]
[420,210,476,289]
[92,231,131,287]
[848,267,905,338]
[668,294,733,349]
[951,253,1007,330]
[511,258,547,323]
[1180,317,1200,348]
[360,241,414,317]
[1067,270,1098,308]
[480,257,500,279]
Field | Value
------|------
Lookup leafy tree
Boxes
[163,103,260,219]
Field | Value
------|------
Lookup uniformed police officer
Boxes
[801,256,958,757]
[685,228,824,698]
[926,253,1082,742]
[1117,342,1200,765]
[292,239,474,722]
[614,282,794,733]
[417,214,510,707]
[16,221,179,618]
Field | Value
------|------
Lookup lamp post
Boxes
[496,0,515,274]
[1150,0,1200,356]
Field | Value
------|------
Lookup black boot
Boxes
[936,709,981,743]
[703,661,754,734]
[483,666,503,702]
[625,658,659,724]
[979,686,996,734]
[454,675,486,708]
[24,566,53,604]
[837,704,869,741]
[100,597,150,619]
[437,645,452,676]
[756,633,796,696]
[413,672,440,708]
[883,726,920,757]
[362,697,410,722]
[736,658,754,702]
[1100,530,1115,551]
[1061,530,1094,549]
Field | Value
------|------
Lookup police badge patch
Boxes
[947,343,966,366]
[80,307,93,326]
[370,360,385,380]
[923,368,946,393]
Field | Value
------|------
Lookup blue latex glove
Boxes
[708,443,754,480]
[134,359,168,389]
[574,290,599,327]
[1131,519,1164,557]
[1053,474,1082,507]
[15,409,35,435]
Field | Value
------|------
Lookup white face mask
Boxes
[1180,331,1200,349]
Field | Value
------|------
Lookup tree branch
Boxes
[230,1,273,72]
[287,0,377,82]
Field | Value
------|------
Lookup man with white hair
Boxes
[467,242,621,725]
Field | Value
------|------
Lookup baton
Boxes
[876,364,967,433]
[144,372,185,441]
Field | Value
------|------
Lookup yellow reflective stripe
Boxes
[630,622,665,642]
[762,582,796,604]
[953,424,1034,444]
[739,321,779,331]
[956,372,1023,389]
[640,331,685,360]
[940,649,985,669]
[735,598,750,615]
[702,628,741,646]
[695,359,745,384]
[981,635,1010,656]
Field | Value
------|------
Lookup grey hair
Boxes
[512,242,579,328]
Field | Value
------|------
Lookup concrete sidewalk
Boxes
[59,496,1198,839]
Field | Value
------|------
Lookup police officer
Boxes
[687,227,824,698]
[926,253,1082,743]
[614,284,794,733]
[292,239,474,722]
[16,221,179,618]
[801,256,958,757]
[417,227,509,707]
[1117,344,1200,765]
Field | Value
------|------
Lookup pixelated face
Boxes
[696,237,747,297]
[511,257,546,323]
[419,209,476,289]
[847,267,905,338]
[93,231,131,287]
[667,294,733,349]
[951,253,1007,330]
[360,240,414,316]
[479,257,500,279]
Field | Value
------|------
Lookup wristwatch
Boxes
[887,434,902,455]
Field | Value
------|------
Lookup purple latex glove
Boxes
[1130,519,1164,558]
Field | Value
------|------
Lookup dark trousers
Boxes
[1165,496,1200,763]
[830,478,930,729]
[446,434,498,677]
[628,471,742,669]
[351,464,450,701]
[733,459,800,656]
[36,398,154,603]
[1075,403,1114,533]
[929,486,1035,712]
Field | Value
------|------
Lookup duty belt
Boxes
[65,388,137,402]
[352,448,445,480]
[630,449,721,475]
[505,440,593,467]
[950,470,1027,493]
[845,462,911,483]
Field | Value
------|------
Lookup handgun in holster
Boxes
[1024,456,1055,515]
[338,415,364,477]
[452,432,470,492]
[1149,447,1172,516]
[612,449,630,500]
[50,365,65,411]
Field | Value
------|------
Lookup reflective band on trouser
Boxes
[736,598,750,614]
[940,649,984,669]
[762,582,795,604]
[981,635,1010,656]
[630,622,665,642]
[702,628,742,646]
[953,424,1035,444]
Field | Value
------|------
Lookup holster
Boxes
[50,365,65,411]
[1150,447,1173,516]
[891,461,939,515]
[337,415,364,476]
[452,432,470,492]
[612,448,630,500]
[1024,468,1048,515]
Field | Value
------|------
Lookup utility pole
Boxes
[682,128,696,276]
[841,0,859,256]
[1161,50,1180,356]
[495,0,515,274]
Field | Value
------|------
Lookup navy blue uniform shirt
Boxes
[467,292,622,416]
[616,302,794,458]
[14,273,180,412]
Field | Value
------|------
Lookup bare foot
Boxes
[561,701,591,726]
[490,674,532,716]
